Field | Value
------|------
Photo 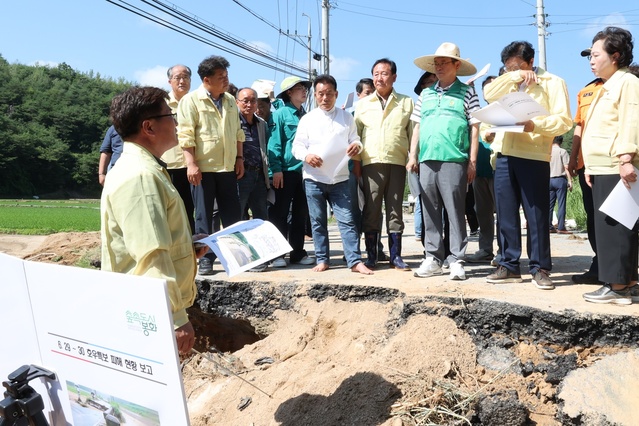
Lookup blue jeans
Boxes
[304,179,362,267]
[414,196,423,239]
[238,168,268,220]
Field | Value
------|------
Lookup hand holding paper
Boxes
[471,92,549,132]
[599,167,639,230]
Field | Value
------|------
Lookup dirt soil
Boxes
[3,231,638,425]
[0,232,101,265]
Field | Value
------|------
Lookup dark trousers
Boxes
[549,176,568,230]
[167,167,195,233]
[192,171,241,261]
[591,174,638,284]
[238,168,268,221]
[268,171,308,262]
[361,163,406,234]
[465,183,479,233]
[494,155,551,275]
[578,168,598,273]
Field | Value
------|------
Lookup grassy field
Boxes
[566,177,587,230]
[0,188,587,236]
[0,199,100,235]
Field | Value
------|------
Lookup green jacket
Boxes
[268,102,305,174]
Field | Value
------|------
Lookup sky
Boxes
[1,0,638,114]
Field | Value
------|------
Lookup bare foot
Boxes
[312,263,329,272]
[351,262,374,275]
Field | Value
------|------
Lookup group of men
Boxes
[100,35,634,351]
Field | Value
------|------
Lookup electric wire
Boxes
[106,0,306,76]
[145,0,306,73]
[231,0,317,55]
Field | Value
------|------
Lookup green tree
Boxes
[0,55,132,197]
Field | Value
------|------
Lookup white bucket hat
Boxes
[251,79,276,99]
[414,42,477,76]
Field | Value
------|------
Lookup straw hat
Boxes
[276,76,312,98]
[414,42,477,76]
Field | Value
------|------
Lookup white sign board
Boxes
[0,253,190,425]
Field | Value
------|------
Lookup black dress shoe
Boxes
[572,272,600,284]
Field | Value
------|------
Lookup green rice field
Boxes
[0,199,100,234]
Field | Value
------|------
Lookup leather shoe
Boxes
[549,227,557,233]
[571,272,600,284]
[557,229,572,234]
[198,258,214,275]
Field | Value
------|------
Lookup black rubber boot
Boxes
[364,232,378,268]
[389,233,411,271]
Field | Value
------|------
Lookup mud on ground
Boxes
[185,280,639,426]
[3,232,639,425]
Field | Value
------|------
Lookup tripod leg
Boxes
[29,411,50,426]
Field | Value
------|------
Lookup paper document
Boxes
[343,92,355,109]
[471,92,549,132]
[197,219,293,277]
[466,63,490,86]
[308,142,351,182]
[344,92,357,113]
[599,169,639,230]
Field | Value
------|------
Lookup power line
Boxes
[106,0,307,76]
[334,6,536,28]
[231,0,318,55]
[336,0,530,20]
[144,0,307,73]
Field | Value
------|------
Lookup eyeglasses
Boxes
[171,75,191,81]
[504,63,526,72]
[433,60,454,68]
[238,98,257,104]
[504,59,528,72]
[145,113,177,122]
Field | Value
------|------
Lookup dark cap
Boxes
[580,48,591,57]
[413,72,435,96]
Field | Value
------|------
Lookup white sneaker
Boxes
[449,260,466,280]
[442,258,450,269]
[271,257,287,268]
[490,254,502,267]
[296,255,316,265]
[414,257,443,278]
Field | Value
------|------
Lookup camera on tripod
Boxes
[0,364,56,426]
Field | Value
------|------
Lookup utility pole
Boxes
[322,0,330,74]
[302,13,312,82]
[536,0,548,70]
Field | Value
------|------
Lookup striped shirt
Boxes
[411,80,480,124]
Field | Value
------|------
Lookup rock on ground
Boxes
[559,349,639,425]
